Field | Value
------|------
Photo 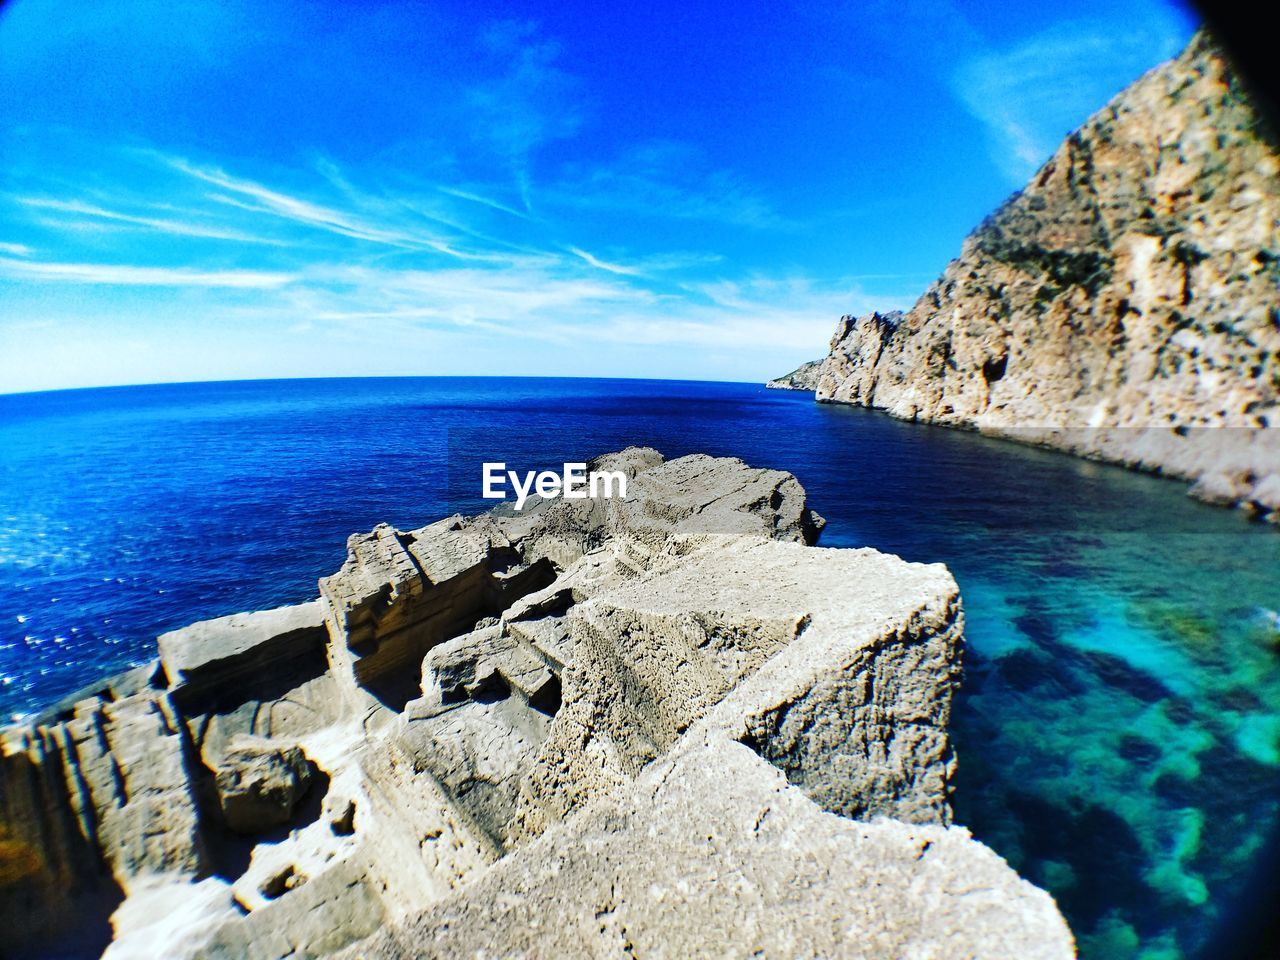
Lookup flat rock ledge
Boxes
[0,449,1074,959]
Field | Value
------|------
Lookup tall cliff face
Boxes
[816,31,1280,518]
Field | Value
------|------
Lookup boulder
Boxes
[214,738,314,835]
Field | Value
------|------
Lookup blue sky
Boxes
[0,0,1198,394]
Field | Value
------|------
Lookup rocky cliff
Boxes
[0,450,1074,959]
[816,31,1279,519]
[766,358,824,391]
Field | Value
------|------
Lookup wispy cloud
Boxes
[954,17,1188,183]
[438,186,535,221]
[0,256,293,288]
[551,141,786,228]
[17,196,278,244]
[2,128,886,380]
[289,262,647,331]
[263,260,902,358]
[566,246,643,276]
[0,242,33,256]
[160,155,568,268]
[170,157,430,248]
[466,20,584,213]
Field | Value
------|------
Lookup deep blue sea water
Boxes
[1,377,1278,959]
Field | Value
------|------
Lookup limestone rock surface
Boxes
[158,602,328,698]
[816,31,1279,518]
[1,449,1072,960]
[349,734,1072,960]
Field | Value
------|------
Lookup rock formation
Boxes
[213,739,315,835]
[0,450,1073,959]
[766,358,824,391]
[815,31,1279,520]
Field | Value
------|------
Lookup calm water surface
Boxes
[1,377,1277,959]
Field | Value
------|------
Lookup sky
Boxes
[0,0,1199,394]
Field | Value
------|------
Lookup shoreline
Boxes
[814,390,1280,523]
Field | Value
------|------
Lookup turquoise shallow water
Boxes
[0,377,1277,958]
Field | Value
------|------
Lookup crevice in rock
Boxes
[982,354,1008,385]
[469,670,511,705]
[259,863,303,900]
[527,672,562,717]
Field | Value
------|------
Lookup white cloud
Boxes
[3,119,884,388]
[274,261,902,359]
[154,155,571,269]
[171,158,430,248]
[17,196,279,244]
[437,186,534,221]
[0,256,293,288]
[566,246,644,277]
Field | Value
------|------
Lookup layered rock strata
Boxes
[0,450,1074,959]
[815,31,1280,519]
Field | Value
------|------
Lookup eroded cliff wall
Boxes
[816,31,1279,518]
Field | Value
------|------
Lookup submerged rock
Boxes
[816,30,1280,520]
[0,449,1073,959]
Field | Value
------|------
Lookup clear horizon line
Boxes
[0,370,798,401]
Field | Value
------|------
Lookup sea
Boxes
[1,376,1277,960]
